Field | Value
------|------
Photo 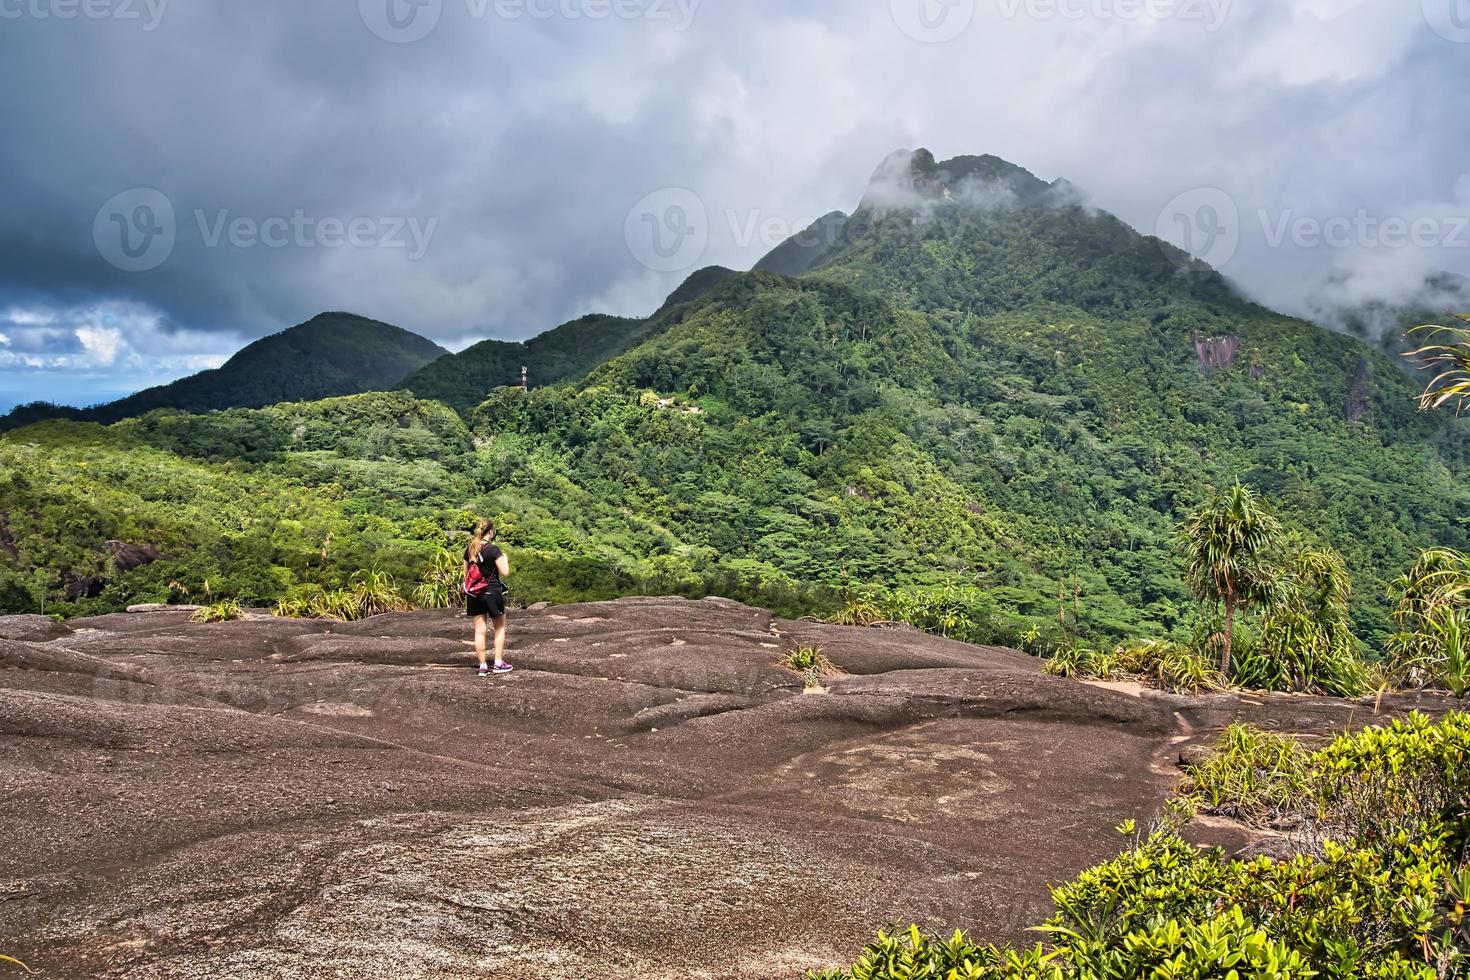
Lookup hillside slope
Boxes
[402,266,736,414]
[0,313,447,429]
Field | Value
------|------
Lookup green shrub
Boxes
[826,583,1042,652]
[274,569,414,622]
[1308,711,1470,844]
[808,926,1051,980]
[819,712,1470,980]
[1247,546,1370,698]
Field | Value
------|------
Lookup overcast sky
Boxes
[1,0,1468,409]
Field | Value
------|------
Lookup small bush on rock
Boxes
[781,645,842,689]
[189,599,244,624]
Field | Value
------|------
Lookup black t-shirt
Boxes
[466,544,504,583]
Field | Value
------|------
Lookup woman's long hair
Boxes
[469,519,496,561]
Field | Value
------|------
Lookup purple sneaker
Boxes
[493,662,514,675]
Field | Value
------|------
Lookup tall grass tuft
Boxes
[1181,723,1311,821]
[190,599,245,624]
[274,569,414,622]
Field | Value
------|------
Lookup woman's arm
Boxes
[496,552,511,578]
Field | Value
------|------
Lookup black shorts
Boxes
[466,587,507,619]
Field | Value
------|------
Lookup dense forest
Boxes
[3,150,1467,662]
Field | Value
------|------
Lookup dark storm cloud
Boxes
[1,0,1468,406]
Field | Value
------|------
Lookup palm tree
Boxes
[1180,484,1284,677]
[1406,313,1470,414]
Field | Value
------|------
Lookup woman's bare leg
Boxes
[492,615,508,667]
[474,614,489,669]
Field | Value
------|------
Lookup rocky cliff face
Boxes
[1345,359,1371,423]
[1194,334,1242,373]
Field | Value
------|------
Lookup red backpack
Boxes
[463,555,490,597]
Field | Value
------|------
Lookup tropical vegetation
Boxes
[3,150,1469,681]
[813,712,1470,979]
[1407,314,1470,415]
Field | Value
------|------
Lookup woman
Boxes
[465,519,513,677]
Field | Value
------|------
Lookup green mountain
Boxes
[4,149,1467,656]
[401,265,736,414]
[474,149,1470,645]
[0,313,448,431]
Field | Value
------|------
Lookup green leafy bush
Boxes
[818,713,1470,980]
[1246,546,1370,698]
[828,583,1043,652]
[413,548,463,610]
[1308,711,1470,843]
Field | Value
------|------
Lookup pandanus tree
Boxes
[1257,545,1366,696]
[1389,548,1470,698]
[1406,313,1470,413]
[1180,484,1284,677]
[1400,316,1470,695]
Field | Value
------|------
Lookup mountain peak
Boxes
[859,148,1051,215]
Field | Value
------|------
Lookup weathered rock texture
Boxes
[0,598,1451,978]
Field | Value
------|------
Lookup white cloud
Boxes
[0,0,1465,366]
[75,326,123,366]
[0,301,239,375]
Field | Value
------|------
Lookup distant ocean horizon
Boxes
[0,383,147,417]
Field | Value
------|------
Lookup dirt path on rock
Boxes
[0,598,1449,979]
